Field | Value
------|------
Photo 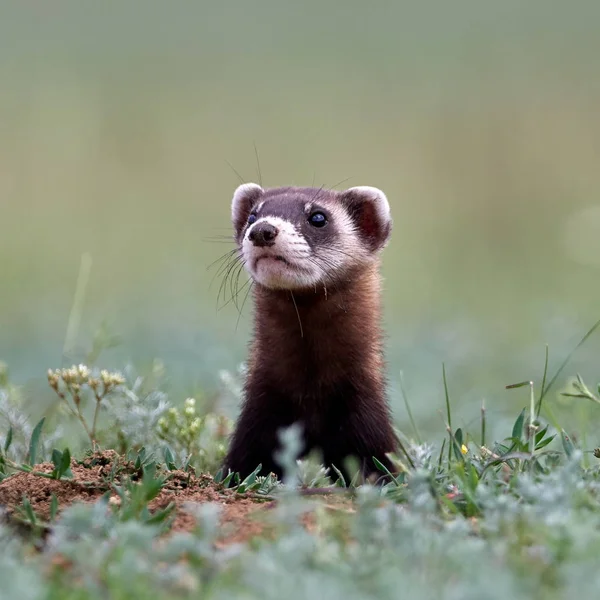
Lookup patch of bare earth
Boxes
[0,451,352,547]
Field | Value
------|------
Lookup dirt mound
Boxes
[0,451,276,546]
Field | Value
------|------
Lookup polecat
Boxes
[222,183,398,483]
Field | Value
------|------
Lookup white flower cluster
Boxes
[47,365,125,402]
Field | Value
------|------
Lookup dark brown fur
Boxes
[223,260,398,483]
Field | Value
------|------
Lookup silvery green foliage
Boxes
[217,363,245,412]
[0,386,32,459]
[47,498,116,549]
[101,363,169,450]
[475,450,600,578]
[344,502,519,600]
[226,531,360,600]
[517,451,586,523]
[48,500,205,596]
[0,558,44,600]
[23,455,600,599]
[46,499,255,597]
[477,451,590,531]
[0,377,63,463]
[295,457,332,488]
[0,523,43,600]
[163,502,241,578]
[406,467,438,514]
[178,501,222,542]
[7,358,600,598]
[274,423,304,486]
[220,485,529,600]
[407,442,437,470]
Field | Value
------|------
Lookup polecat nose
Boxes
[249,222,278,247]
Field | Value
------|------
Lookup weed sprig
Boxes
[47,365,125,450]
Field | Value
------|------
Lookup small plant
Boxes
[12,493,59,539]
[215,462,282,496]
[295,457,333,488]
[561,373,600,405]
[14,496,46,537]
[1,416,74,481]
[100,361,170,454]
[0,365,63,465]
[157,397,232,473]
[49,448,73,480]
[110,462,175,529]
[47,364,125,449]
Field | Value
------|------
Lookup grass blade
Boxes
[145,502,175,526]
[213,468,224,484]
[163,447,176,470]
[437,439,446,472]
[442,363,452,462]
[536,317,600,417]
[561,430,575,458]
[28,417,45,467]
[331,464,346,487]
[49,494,59,521]
[237,464,262,493]
[538,344,549,413]
[4,426,13,454]
[372,457,399,486]
[21,496,37,525]
[480,401,486,448]
[221,471,235,488]
[511,409,526,441]
[506,381,531,390]
[443,363,452,429]
[399,371,421,444]
[59,448,72,478]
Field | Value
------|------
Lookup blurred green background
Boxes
[2,1,600,441]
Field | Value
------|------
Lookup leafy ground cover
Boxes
[2,328,600,599]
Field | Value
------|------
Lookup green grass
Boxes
[2,342,600,599]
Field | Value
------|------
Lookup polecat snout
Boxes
[223,183,398,483]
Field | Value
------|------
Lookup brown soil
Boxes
[0,451,352,547]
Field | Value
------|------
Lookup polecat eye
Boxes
[309,212,327,227]
[247,214,257,225]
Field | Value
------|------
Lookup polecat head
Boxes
[231,184,392,291]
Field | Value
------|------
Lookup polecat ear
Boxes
[340,186,392,252]
[231,183,263,239]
